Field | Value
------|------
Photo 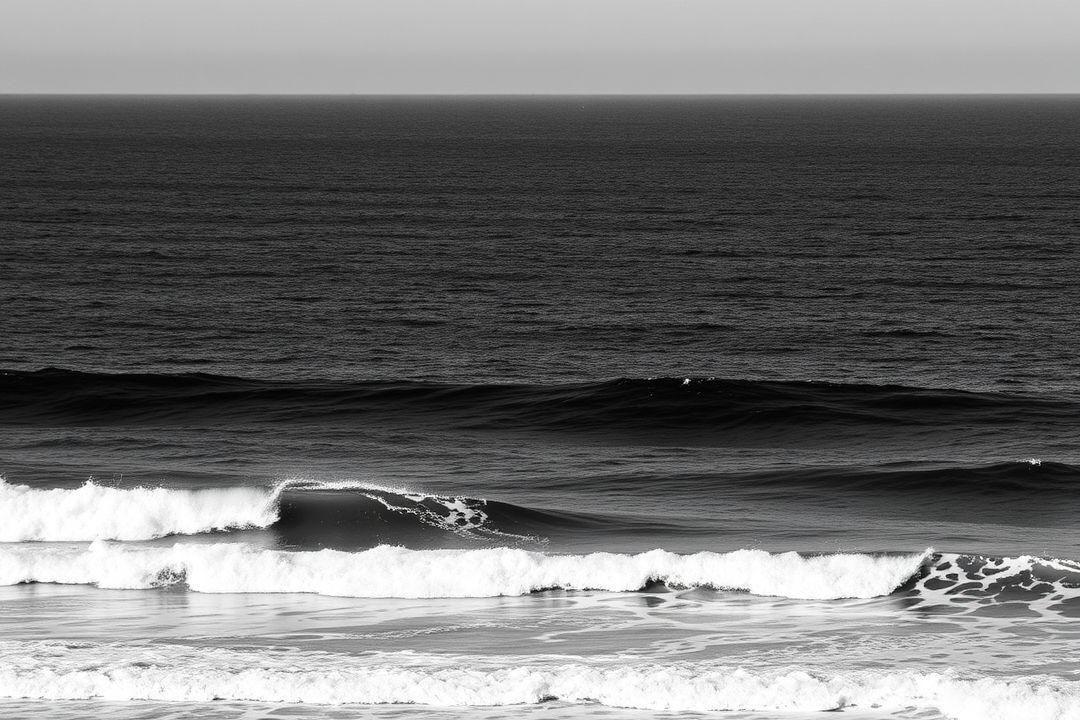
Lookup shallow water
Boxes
[0,580,1077,718]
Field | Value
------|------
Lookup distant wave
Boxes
[1,368,1072,436]
[0,543,929,600]
[1,642,1075,719]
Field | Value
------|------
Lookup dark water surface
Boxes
[4,96,1079,388]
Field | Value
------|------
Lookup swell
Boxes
[521,460,1080,508]
[716,459,1080,495]
[2,368,1073,435]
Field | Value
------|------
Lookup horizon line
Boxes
[3,91,1080,98]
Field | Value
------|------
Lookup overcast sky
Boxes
[2,0,1079,94]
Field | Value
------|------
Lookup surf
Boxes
[0,641,1077,719]
[0,479,279,542]
[5,460,1078,545]
[0,476,679,545]
[0,542,930,600]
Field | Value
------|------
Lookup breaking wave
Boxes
[2,540,1077,612]
[0,543,929,600]
[0,480,279,543]
[906,552,1080,615]
[4,458,1078,545]
[0,477,667,545]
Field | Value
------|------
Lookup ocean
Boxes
[1,95,1079,719]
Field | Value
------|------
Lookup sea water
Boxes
[2,96,1080,719]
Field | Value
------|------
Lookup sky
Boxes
[2,0,1079,94]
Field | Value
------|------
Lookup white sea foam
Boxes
[311,481,492,533]
[0,480,279,542]
[909,552,1080,616]
[0,542,929,599]
[0,477,508,543]
[281,477,535,540]
[0,642,1077,719]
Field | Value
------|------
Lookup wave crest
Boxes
[0,543,929,600]
[0,480,279,542]
[0,477,632,545]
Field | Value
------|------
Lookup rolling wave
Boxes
[0,543,930,600]
[0,480,278,543]
[0,478,629,544]
[1,542,1077,610]
[3,459,1078,544]
[1,368,1072,435]
[274,481,669,549]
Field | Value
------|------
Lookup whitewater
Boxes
[2,642,1078,720]
[0,541,930,600]
[5,475,1077,720]
[0,479,279,542]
